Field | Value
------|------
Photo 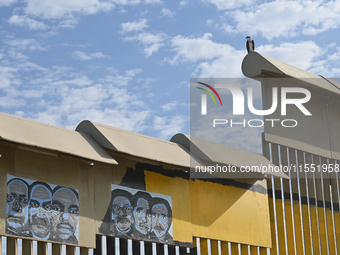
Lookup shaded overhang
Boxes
[242,51,340,98]
[0,112,117,165]
[170,133,289,179]
[76,120,202,169]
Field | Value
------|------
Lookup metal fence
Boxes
[263,140,340,255]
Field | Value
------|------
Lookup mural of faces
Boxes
[134,198,151,234]
[6,176,79,245]
[111,195,134,233]
[29,183,53,239]
[51,188,79,242]
[100,186,172,244]
[152,204,168,238]
[6,179,29,235]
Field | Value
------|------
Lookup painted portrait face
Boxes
[51,188,79,241]
[29,184,52,239]
[6,180,29,235]
[151,204,168,238]
[133,198,151,234]
[111,196,133,233]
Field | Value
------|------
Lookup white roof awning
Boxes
[0,112,117,165]
[242,51,340,97]
[171,133,289,179]
[76,120,200,168]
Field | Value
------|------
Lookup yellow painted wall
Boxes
[144,171,192,244]
[190,179,271,248]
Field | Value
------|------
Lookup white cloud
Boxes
[21,0,157,20]
[162,101,179,111]
[52,76,93,87]
[190,106,263,153]
[30,83,151,132]
[0,66,19,88]
[0,61,150,132]
[58,18,79,28]
[124,32,166,57]
[111,0,141,4]
[0,0,16,7]
[4,38,46,51]
[153,115,187,140]
[144,0,162,3]
[168,33,245,77]
[102,68,143,86]
[23,0,115,19]
[200,0,255,10]
[8,15,48,30]
[120,19,148,34]
[161,8,175,18]
[179,1,188,6]
[258,41,323,70]
[74,51,110,60]
[223,0,340,40]
[167,33,327,78]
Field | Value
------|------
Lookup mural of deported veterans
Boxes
[50,187,79,244]
[28,182,53,239]
[5,175,79,245]
[6,178,30,236]
[100,185,173,244]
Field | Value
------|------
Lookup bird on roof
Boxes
[246,36,255,53]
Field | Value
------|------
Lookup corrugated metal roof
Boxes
[0,112,117,165]
[242,51,340,96]
[170,133,289,179]
[76,120,200,168]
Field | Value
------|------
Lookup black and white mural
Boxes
[99,185,173,244]
[6,175,79,245]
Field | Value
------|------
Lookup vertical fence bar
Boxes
[32,241,38,255]
[328,159,338,255]
[101,236,107,255]
[295,150,306,255]
[47,243,52,255]
[311,155,322,255]
[17,239,22,255]
[277,145,288,255]
[207,240,211,255]
[218,241,221,255]
[288,148,298,255]
[269,142,280,255]
[115,238,120,255]
[140,241,145,255]
[320,157,331,255]
[196,238,201,255]
[304,152,314,255]
[128,240,133,255]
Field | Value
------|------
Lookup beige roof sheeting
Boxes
[76,120,199,168]
[170,134,289,179]
[76,120,288,178]
[0,112,117,165]
[242,51,340,97]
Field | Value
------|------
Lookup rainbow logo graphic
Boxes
[196,82,223,106]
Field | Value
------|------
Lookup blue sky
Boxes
[1,0,340,144]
